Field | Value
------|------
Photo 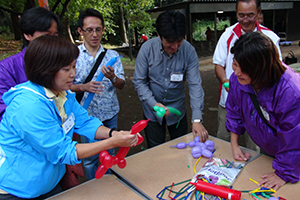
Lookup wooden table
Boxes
[233,155,300,199]
[47,175,144,200]
[112,134,259,199]
[49,133,299,200]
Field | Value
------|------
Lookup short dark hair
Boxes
[25,35,79,90]
[156,10,187,41]
[78,8,104,29]
[20,7,60,46]
[231,32,285,90]
[236,0,261,11]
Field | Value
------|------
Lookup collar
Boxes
[233,21,260,38]
[82,42,104,54]
[44,87,67,99]
[160,41,179,58]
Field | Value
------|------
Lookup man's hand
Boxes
[101,65,115,81]
[192,123,208,142]
[83,81,103,94]
[154,103,170,117]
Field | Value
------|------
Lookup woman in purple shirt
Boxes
[0,7,60,121]
[226,31,300,191]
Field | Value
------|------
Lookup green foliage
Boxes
[64,0,116,41]
[121,57,136,66]
[0,0,156,46]
[192,20,230,41]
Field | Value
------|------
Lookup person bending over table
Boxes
[0,35,139,199]
[226,31,300,191]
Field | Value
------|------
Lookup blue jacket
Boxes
[0,81,102,198]
[226,67,300,183]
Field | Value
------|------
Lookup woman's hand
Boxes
[231,145,251,161]
[231,132,250,161]
[259,172,286,191]
[110,131,140,147]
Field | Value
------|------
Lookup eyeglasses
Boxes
[81,27,103,34]
[237,13,257,21]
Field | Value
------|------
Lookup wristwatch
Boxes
[111,75,117,83]
[192,119,203,124]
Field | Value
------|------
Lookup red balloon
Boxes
[95,119,149,179]
[118,159,127,169]
[95,164,107,179]
[112,156,119,165]
[103,155,113,168]
[99,151,109,163]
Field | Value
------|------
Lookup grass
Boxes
[121,57,136,66]
[0,34,23,60]
[0,34,135,67]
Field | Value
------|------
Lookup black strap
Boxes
[76,48,107,102]
[248,93,276,132]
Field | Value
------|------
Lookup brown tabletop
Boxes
[112,134,259,199]
[233,154,300,199]
[47,175,144,200]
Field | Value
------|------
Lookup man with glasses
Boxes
[213,0,281,150]
[72,8,125,180]
[133,10,208,148]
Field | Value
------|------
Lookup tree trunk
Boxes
[119,6,128,44]
[11,13,21,40]
[2,10,13,33]
[61,17,74,43]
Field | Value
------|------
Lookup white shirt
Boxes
[213,22,282,107]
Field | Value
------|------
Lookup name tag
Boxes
[170,73,183,82]
[260,106,270,121]
[62,113,75,134]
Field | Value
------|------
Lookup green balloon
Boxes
[153,106,165,117]
[168,107,181,116]
[223,82,229,88]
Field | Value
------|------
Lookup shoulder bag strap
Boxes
[83,48,107,84]
[248,93,276,132]
[76,48,107,102]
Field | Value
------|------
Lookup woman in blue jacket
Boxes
[0,35,139,199]
[226,32,300,191]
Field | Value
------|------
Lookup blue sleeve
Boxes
[133,44,157,108]
[186,45,204,121]
[72,99,103,142]
[10,99,81,165]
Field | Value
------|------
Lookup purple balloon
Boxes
[170,142,187,149]
[194,135,200,143]
[195,142,207,150]
[188,141,196,147]
[202,149,213,158]
[205,140,215,151]
[191,146,202,155]
[192,152,202,158]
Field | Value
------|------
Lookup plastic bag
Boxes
[192,157,245,186]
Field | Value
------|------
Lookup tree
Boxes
[0,0,73,40]
[0,0,155,46]
[111,0,155,45]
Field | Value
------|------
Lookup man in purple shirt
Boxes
[0,7,60,121]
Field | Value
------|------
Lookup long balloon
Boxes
[82,55,122,109]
